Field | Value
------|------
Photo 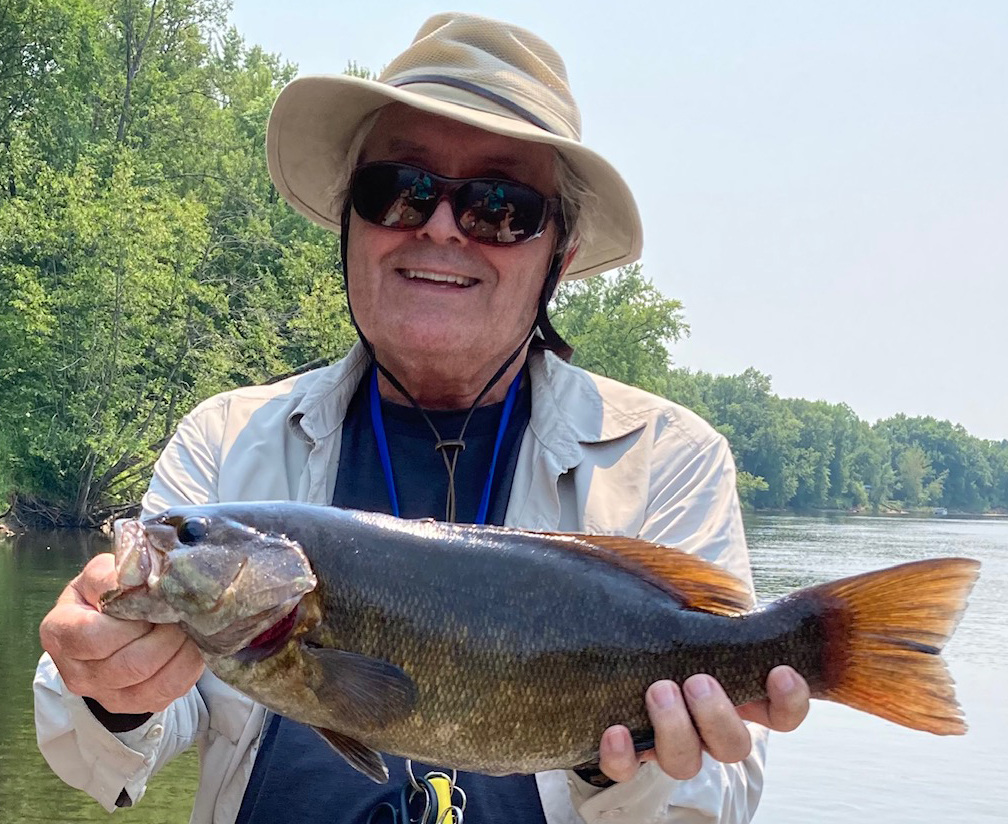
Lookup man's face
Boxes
[346,106,560,388]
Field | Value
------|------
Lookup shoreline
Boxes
[748,507,1008,520]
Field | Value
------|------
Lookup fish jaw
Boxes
[103,519,185,624]
[102,514,318,655]
[113,518,153,588]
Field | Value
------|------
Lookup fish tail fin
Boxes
[807,557,979,735]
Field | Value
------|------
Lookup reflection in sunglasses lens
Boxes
[352,163,550,245]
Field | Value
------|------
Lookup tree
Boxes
[700,370,801,508]
[551,264,688,395]
[736,471,769,510]
[786,399,834,510]
[895,445,930,507]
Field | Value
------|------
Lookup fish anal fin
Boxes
[312,726,389,783]
[305,647,417,728]
[552,533,754,615]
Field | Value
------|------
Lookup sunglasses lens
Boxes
[455,181,546,244]
[352,163,549,244]
[352,164,436,229]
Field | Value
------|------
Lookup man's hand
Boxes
[39,553,204,715]
[598,666,810,782]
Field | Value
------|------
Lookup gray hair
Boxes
[326,106,597,256]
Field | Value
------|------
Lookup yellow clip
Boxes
[429,775,454,824]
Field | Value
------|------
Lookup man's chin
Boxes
[373,317,485,355]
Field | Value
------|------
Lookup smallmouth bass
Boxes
[102,502,979,782]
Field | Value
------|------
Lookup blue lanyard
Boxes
[369,367,521,525]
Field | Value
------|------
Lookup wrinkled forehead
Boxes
[361,104,557,192]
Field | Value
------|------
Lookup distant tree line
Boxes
[553,269,1008,514]
[3,1,1005,525]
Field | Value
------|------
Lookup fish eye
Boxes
[177,517,210,545]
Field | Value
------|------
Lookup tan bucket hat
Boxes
[265,12,642,280]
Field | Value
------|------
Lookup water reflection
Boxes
[0,530,198,824]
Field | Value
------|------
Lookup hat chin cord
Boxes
[338,201,567,523]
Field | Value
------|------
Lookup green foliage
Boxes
[895,445,930,507]
[344,60,377,80]
[2,148,215,521]
[735,471,769,511]
[552,264,688,395]
[1,1,351,525]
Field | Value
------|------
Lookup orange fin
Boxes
[549,532,754,615]
[806,557,980,735]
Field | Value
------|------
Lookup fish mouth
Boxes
[105,519,175,610]
[113,518,160,590]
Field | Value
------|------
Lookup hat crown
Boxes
[378,13,582,141]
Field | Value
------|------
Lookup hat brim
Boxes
[266,74,642,280]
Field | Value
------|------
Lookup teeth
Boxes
[402,270,476,287]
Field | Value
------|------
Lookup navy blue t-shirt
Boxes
[236,369,549,824]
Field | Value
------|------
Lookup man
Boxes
[34,13,809,823]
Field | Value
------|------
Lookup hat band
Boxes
[387,74,560,136]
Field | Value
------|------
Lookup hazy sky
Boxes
[228,1,1007,441]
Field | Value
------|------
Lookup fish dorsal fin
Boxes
[551,532,755,615]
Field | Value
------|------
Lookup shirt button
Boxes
[144,754,155,767]
[145,724,164,740]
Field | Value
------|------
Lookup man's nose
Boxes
[417,198,467,245]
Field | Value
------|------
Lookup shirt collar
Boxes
[527,348,647,461]
[286,342,644,452]
[286,341,371,443]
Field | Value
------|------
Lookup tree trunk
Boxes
[117,1,160,143]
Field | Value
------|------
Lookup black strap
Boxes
[387,75,560,135]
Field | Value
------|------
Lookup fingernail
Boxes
[650,680,678,709]
[685,675,713,699]
[777,668,797,691]
[605,728,629,756]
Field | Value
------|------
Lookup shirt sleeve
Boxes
[34,653,210,812]
[33,403,222,810]
[143,398,223,516]
[571,421,769,824]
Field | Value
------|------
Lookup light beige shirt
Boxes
[34,343,768,824]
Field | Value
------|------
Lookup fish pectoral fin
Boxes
[311,726,389,784]
[554,533,755,615]
[305,647,417,726]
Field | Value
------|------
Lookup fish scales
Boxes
[102,502,978,781]
[205,507,811,772]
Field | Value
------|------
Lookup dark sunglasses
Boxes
[350,161,562,246]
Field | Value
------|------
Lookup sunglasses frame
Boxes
[350,161,564,246]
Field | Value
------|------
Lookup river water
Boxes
[1,514,1004,823]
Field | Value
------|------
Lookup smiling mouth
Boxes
[398,269,477,287]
